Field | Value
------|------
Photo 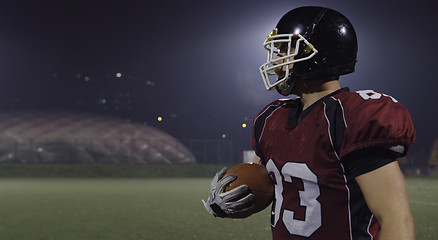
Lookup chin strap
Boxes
[276,76,295,96]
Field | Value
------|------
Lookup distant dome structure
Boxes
[0,110,196,164]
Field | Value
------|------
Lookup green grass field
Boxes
[0,177,436,240]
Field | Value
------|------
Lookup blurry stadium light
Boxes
[242,123,247,128]
[116,72,122,78]
[146,80,156,86]
[157,116,163,122]
[221,134,227,139]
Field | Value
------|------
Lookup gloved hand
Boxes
[202,167,254,218]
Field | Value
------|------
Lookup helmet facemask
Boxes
[259,29,318,95]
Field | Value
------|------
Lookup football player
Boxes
[204,6,416,240]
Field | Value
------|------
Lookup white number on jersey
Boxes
[356,90,398,103]
[266,159,322,237]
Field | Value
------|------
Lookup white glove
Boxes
[202,167,254,218]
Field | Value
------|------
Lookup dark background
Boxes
[0,0,436,157]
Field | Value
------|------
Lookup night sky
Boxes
[0,0,437,154]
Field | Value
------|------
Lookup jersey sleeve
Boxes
[340,90,416,159]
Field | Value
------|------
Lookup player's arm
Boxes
[356,161,415,240]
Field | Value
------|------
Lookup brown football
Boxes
[223,163,274,218]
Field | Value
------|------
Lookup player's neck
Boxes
[299,80,341,110]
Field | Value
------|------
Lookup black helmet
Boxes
[260,6,358,95]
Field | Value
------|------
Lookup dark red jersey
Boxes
[251,88,415,240]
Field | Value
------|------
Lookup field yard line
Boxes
[410,200,438,207]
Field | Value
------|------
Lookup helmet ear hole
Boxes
[314,55,327,66]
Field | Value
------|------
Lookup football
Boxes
[223,163,275,218]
